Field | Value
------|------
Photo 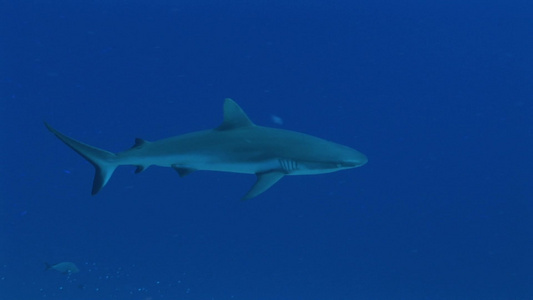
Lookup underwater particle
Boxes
[45,262,80,274]
[270,114,283,125]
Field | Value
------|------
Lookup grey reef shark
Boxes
[45,98,367,200]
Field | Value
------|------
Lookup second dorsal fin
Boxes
[131,138,149,149]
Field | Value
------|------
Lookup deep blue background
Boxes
[1,1,532,299]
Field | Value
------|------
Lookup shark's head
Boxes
[325,143,368,170]
[290,140,367,175]
[337,146,368,169]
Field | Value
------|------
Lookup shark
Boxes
[45,98,367,200]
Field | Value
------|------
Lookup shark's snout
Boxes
[342,152,368,168]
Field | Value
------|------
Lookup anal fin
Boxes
[172,165,196,177]
[135,166,146,174]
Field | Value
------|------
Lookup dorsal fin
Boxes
[215,98,255,131]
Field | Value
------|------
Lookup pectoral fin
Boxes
[242,171,284,200]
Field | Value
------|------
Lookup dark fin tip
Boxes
[131,138,148,149]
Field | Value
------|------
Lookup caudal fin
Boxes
[44,122,118,195]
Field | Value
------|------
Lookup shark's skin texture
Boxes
[45,99,367,200]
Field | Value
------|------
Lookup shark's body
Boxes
[45,99,367,199]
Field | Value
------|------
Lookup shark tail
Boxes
[44,122,118,195]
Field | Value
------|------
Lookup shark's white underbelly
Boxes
[120,152,343,175]
[120,153,281,174]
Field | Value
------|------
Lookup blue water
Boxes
[1,1,532,299]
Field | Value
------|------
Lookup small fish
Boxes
[45,262,80,274]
